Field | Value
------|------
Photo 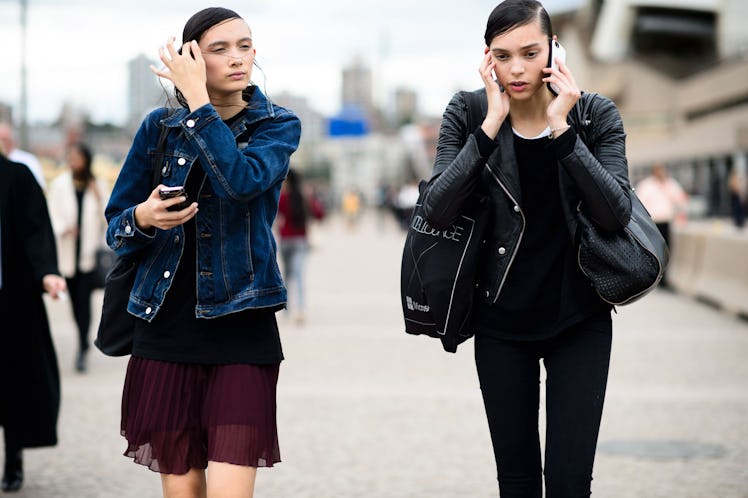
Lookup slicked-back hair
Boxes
[175,7,243,108]
[484,0,552,46]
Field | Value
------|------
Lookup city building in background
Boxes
[1,0,746,219]
[554,0,748,218]
[341,55,375,120]
[392,86,419,127]
[127,54,164,131]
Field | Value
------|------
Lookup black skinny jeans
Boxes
[475,317,612,498]
[66,271,95,353]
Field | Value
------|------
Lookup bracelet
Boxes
[549,124,571,139]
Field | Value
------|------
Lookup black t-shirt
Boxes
[132,111,284,365]
[475,132,609,340]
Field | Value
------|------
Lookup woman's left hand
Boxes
[543,56,581,130]
[150,37,210,111]
[43,274,67,299]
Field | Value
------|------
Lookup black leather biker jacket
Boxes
[421,88,631,305]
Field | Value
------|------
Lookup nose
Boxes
[510,59,524,75]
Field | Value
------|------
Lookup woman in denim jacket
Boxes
[104,7,300,497]
[422,0,630,496]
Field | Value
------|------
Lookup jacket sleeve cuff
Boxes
[546,127,575,158]
[474,126,497,158]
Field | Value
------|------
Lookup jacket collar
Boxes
[160,85,275,132]
[486,119,523,205]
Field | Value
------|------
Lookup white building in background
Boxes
[127,54,164,130]
[555,0,748,166]
[318,133,408,207]
[393,87,419,127]
[588,0,748,62]
[341,55,374,116]
[555,0,748,216]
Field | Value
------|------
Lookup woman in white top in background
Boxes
[48,142,110,372]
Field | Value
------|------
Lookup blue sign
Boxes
[327,105,370,137]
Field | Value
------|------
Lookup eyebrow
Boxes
[205,37,253,49]
[491,42,542,53]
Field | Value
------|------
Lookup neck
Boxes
[509,92,553,123]
[508,91,554,136]
[210,94,247,120]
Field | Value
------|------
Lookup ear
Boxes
[484,46,489,55]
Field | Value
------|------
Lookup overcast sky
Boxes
[0,0,583,125]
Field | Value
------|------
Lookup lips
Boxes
[509,82,528,91]
[229,72,245,80]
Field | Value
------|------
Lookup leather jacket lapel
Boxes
[486,120,522,206]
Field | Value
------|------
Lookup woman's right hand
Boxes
[478,51,509,139]
[133,185,198,231]
[150,37,210,112]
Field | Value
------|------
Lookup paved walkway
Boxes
[9,212,748,497]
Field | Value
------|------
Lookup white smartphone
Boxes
[547,38,567,96]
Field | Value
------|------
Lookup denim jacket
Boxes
[105,87,301,321]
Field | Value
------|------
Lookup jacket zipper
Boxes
[485,165,525,304]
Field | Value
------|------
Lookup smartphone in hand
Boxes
[547,38,566,96]
[159,186,188,211]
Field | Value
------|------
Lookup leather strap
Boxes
[461,89,487,139]
[151,109,173,188]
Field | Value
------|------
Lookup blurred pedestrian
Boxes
[728,169,745,229]
[103,7,300,497]
[277,168,324,324]
[394,179,420,229]
[635,163,688,286]
[47,142,110,373]
[341,187,362,229]
[0,148,67,493]
[0,123,46,190]
[420,1,630,495]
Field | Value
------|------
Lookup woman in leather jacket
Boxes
[104,7,300,497]
[421,1,630,496]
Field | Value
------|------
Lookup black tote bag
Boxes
[94,113,171,356]
[400,183,489,352]
[399,89,488,353]
[94,257,137,356]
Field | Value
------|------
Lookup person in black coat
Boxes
[0,150,67,492]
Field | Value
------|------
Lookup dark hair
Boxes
[69,142,94,182]
[285,169,308,229]
[484,0,553,46]
[175,7,243,108]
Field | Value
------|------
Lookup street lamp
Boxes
[19,0,28,149]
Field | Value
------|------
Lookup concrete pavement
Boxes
[9,212,748,497]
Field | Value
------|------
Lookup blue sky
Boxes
[0,0,584,124]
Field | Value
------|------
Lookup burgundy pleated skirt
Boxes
[121,357,281,475]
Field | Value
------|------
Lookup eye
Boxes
[526,50,540,58]
[493,53,509,61]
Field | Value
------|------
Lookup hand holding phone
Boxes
[159,186,188,211]
[547,38,567,96]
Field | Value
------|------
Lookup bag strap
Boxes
[151,109,173,188]
[461,90,487,141]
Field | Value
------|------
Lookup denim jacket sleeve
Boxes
[104,110,163,259]
[105,103,301,259]
[180,103,301,202]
